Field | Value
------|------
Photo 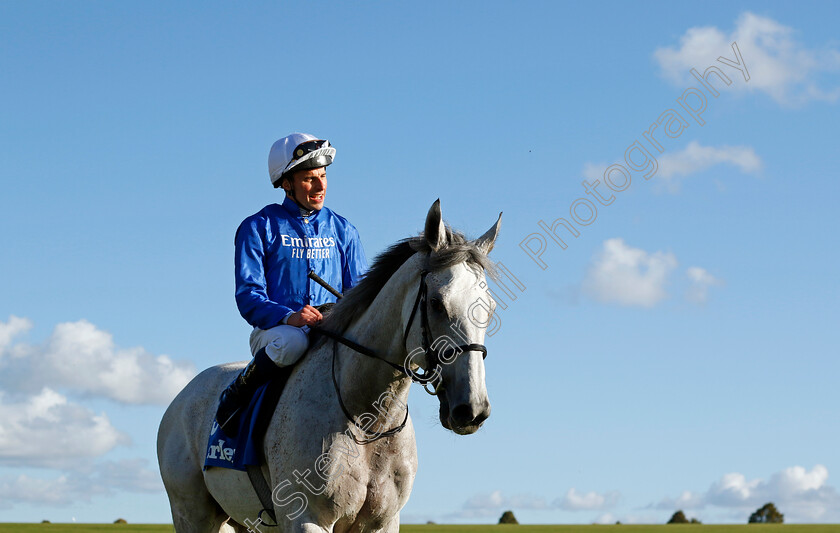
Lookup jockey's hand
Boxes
[287,305,323,327]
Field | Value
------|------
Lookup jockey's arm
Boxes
[234,218,296,330]
[341,222,368,291]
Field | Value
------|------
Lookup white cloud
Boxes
[656,490,706,513]
[583,241,722,306]
[85,458,164,493]
[582,162,608,182]
[654,12,840,105]
[555,488,620,511]
[686,266,723,304]
[0,317,181,510]
[583,239,678,307]
[0,388,128,468]
[656,465,840,523]
[447,490,513,519]
[463,489,505,510]
[594,512,618,524]
[458,490,549,516]
[0,315,32,355]
[584,141,761,194]
[659,142,762,178]
[0,474,81,507]
[0,317,196,405]
[0,459,162,508]
[451,488,619,519]
[658,141,762,192]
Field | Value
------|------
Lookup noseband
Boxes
[315,263,489,443]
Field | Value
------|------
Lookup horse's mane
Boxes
[321,226,495,333]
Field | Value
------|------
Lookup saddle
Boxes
[203,304,338,525]
[204,303,335,471]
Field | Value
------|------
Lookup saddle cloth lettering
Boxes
[203,367,291,471]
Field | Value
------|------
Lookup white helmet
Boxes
[268,133,336,188]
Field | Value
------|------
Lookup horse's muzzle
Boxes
[440,396,491,435]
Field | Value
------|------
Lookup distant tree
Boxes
[749,502,784,524]
[41,520,51,524]
[114,518,128,524]
[668,510,689,524]
[499,510,519,524]
[690,518,702,524]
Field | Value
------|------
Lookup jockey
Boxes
[215,132,368,435]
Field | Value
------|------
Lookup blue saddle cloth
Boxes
[203,367,291,472]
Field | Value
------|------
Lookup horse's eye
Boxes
[430,297,445,313]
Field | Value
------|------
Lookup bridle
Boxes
[314,263,488,444]
[402,269,488,394]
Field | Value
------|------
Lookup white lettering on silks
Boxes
[280,235,336,248]
[280,233,335,260]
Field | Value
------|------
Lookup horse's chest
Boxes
[327,445,416,527]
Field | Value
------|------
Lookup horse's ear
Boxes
[474,212,502,254]
[425,199,447,251]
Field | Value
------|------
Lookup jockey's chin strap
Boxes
[314,264,488,444]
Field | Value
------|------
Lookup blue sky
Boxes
[1,0,839,525]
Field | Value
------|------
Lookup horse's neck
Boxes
[332,256,419,420]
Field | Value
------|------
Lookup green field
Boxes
[0,525,838,533]
[401,527,840,533]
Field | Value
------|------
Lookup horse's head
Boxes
[403,200,501,435]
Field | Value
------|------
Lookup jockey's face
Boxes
[284,167,327,211]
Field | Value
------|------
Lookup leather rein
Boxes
[313,268,488,444]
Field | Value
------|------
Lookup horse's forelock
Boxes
[410,227,495,272]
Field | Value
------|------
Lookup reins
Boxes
[328,337,409,445]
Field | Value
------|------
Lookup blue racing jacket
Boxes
[234,196,367,330]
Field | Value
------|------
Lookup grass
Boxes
[0,526,172,533]
[0,525,837,533]
[401,526,840,533]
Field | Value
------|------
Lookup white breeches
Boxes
[249,325,310,366]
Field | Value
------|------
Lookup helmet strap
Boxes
[283,174,316,213]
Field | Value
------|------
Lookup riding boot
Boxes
[215,347,279,437]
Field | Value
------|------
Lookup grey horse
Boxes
[157,200,500,532]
